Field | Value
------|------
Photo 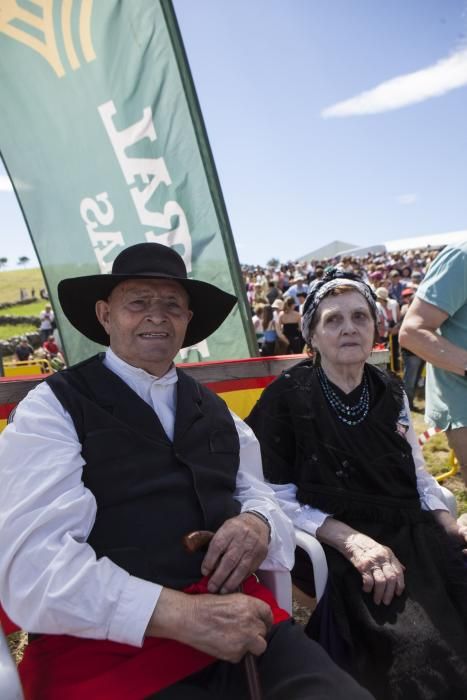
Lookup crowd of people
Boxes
[244,247,437,410]
[13,303,65,371]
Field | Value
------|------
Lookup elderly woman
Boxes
[246,270,467,700]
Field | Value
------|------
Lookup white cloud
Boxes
[0,175,13,192]
[322,46,467,118]
[396,193,417,205]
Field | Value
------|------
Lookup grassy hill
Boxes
[0,268,46,303]
[0,268,48,342]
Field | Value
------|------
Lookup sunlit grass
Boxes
[0,270,49,343]
[0,268,45,303]
[0,323,38,341]
[4,301,45,316]
[411,404,466,515]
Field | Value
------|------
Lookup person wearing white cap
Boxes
[375,288,399,343]
[271,297,284,323]
[284,276,309,306]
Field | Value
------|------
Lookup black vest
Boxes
[46,355,241,589]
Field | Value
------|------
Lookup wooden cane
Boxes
[183,530,263,700]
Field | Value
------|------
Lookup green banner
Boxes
[0,0,255,364]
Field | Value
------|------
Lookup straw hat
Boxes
[375,288,389,301]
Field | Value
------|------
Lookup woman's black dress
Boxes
[247,360,467,700]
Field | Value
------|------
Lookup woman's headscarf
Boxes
[301,268,377,343]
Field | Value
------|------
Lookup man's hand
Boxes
[201,513,270,594]
[146,588,273,662]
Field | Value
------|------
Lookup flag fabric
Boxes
[0,0,256,363]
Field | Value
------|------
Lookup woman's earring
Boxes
[309,339,320,365]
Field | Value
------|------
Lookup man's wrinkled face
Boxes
[95,279,193,376]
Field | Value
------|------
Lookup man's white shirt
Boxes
[0,349,294,647]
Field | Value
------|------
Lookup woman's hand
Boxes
[432,509,467,554]
[343,532,406,605]
[316,518,405,606]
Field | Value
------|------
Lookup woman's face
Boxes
[310,291,374,370]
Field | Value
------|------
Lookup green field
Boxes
[0,268,46,303]
[4,300,46,316]
[0,324,38,341]
[0,269,50,341]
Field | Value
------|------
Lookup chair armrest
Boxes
[0,627,24,700]
[439,485,457,518]
[256,568,293,615]
[294,529,328,603]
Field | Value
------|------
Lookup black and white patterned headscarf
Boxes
[301,269,377,343]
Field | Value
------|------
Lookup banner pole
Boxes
[160,0,258,357]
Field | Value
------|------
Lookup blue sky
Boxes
[1,0,467,267]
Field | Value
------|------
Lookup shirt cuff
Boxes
[419,494,449,512]
[107,575,162,647]
[294,506,330,537]
[240,501,295,571]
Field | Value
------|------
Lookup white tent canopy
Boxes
[383,230,467,253]
[297,230,467,262]
[297,240,358,261]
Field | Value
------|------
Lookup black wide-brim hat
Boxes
[58,243,237,348]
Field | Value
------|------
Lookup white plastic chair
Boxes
[294,529,328,603]
[439,485,457,517]
[257,568,293,614]
[0,626,24,700]
[257,530,329,615]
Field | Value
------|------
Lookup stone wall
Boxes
[0,298,38,311]
[0,332,41,357]
[0,316,40,327]
[0,299,42,357]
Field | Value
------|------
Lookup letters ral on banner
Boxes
[0,0,256,364]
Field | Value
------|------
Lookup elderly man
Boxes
[400,240,467,485]
[0,243,369,699]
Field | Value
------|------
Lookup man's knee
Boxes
[259,620,372,699]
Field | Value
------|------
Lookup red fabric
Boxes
[19,575,289,700]
[42,341,59,355]
[0,606,21,635]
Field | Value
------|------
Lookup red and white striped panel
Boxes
[418,426,442,446]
